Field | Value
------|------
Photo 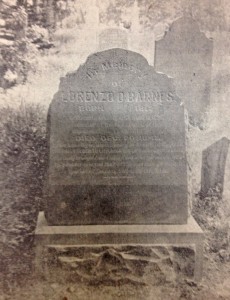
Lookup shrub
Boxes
[0,104,48,289]
[193,186,230,255]
[1,39,39,88]
[1,103,48,200]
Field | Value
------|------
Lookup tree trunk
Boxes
[46,0,56,29]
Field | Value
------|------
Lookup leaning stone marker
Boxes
[155,17,213,123]
[45,48,188,225]
[201,137,230,197]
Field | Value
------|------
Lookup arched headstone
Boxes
[98,28,128,51]
[45,48,188,225]
[155,17,213,124]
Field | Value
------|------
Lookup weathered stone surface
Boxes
[155,17,213,124]
[45,48,188,225]
[35,212,204,281]
[45,245,195,285]
[201,137,230,197]
[99,28,128,51]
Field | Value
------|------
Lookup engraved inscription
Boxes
[61,91,175,104]
[49,120,186,186]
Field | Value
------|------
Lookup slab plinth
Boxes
[35,212,204,282]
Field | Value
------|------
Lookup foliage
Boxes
[99,0,229,31]
[1,103,48,203]
[27,25,50,42]
[11,5,28,30]
[193,186,230,256]
[0,3,52,88]
[1,39,38,87]
[0,104,48,290]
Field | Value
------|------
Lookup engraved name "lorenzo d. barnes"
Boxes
[61,91,175,103]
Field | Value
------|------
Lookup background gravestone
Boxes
[155,17,213,124]
[201,137,230,197]
[45,48,188,225]
[98,28,128,51]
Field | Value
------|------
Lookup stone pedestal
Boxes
[35,212,204,282]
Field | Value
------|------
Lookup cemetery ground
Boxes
[0,104,230,300]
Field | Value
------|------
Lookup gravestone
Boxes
[201,137,230,197]
[45,48,188,225]
[99,28,128,51]
[155,17,213,123]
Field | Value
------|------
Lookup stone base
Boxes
[35,212,204,282]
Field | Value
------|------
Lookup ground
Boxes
[1,252,230,299]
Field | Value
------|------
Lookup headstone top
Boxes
[155,17,213,123]
[131,0,140,32]
[158,17,213,56]
[99,29,128,51]
[57,48,180,107]
[84,0,99,27]
[166,17,208,39]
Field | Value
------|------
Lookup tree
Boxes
[17,0,27,7]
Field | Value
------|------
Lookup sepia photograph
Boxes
[0,0,230,299]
